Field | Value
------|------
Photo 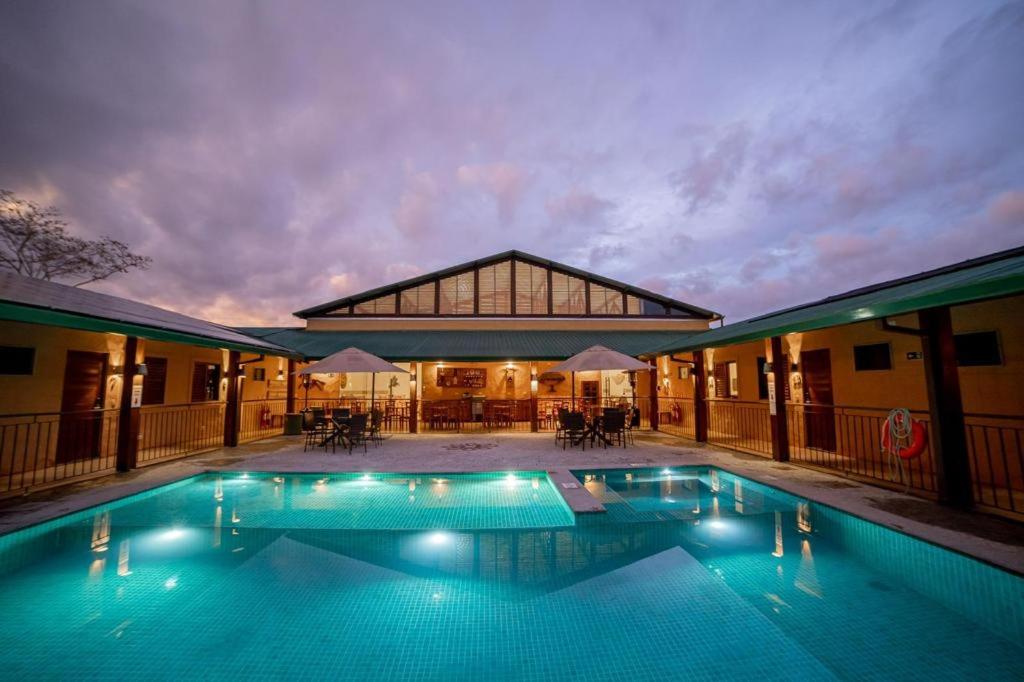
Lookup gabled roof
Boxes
[646,244,1024,355]
[294,250,720,319]
[0,270,298,357]
[237,327,691,361]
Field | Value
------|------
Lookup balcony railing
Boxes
[0,408,120,496]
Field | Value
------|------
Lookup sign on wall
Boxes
[436,367,487,388]
[130,383,143,408]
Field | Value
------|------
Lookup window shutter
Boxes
[713,363,728,398]
[142,357,168,405]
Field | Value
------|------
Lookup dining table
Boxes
[319,415,351,449]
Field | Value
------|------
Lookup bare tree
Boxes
[0,189,151,286]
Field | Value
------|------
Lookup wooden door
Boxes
[801,349,836,451]
[56,351,107,463]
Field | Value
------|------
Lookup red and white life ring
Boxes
[881,410,928,460]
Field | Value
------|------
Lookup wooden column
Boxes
[769,336,790,462]
[224,350,240,447]
[410,362,421,433]
[285,358,296,413]
[919,306,973,509]
[116,336,141,472]
[692,350,707,442]
[529,362,539,432]
[648,361,659,430]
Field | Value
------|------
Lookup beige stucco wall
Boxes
[657,294,1024,416]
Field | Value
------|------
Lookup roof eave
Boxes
[0,301,302,358]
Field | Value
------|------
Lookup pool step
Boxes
[547,470,606,514]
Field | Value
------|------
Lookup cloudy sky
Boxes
[1,1,1022,326]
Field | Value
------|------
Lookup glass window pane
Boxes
[551,272,586,315]
[353,294,396,315]
[589,282,623,315]
[478,261,511,315]
[439,272,475,315]
[400,282,435,315]
[515,261,549,315]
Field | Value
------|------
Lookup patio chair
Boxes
[347,413,370,454]
[302,410,329,452]
[369,409,383,446]
[554,408,570,446]
[331,407,351,422]
[562,412,586,450]
[601,410,627,448]
[625,407,641,445]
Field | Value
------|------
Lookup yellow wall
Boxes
[663,294,1024,416]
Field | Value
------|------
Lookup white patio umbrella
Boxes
[297,347,408,413]
[548,345,650,411]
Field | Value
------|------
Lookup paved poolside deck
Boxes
[0,431,1021,574]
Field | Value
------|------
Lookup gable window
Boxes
[400,282,435,314]
[478,261,512,315]
[551,272,586,315]
[253,367,266,381]
[353,294,396,315]
[0,346,34,375]
[588,282,623,315]
[142,357,168,405]
[514,261,549,315]
[191,363,221,402]
[955,331,1002,367]
[853,343,892,371]
[438,272,475,315]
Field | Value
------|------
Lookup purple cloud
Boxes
[0,1,1020,325]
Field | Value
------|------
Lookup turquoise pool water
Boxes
[0,468,1021,680]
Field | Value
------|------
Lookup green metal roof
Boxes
[236,327,692,361]
[0,271,299,357]
[646,245,1024,355]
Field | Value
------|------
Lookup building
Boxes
[649,245,1024,520]
[240,250,720,431]
[2,246,1022,520]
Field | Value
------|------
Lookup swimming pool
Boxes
[0,468,1021,680]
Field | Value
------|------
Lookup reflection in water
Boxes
[796,538,822,598]
[91,512,110,553]
[773,510,784,558]
[213,505,222,548]
[797,501,812,534]
[117,539,131,576]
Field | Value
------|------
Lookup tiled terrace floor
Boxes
[1,431,1021,573]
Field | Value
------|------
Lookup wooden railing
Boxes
[964,413,1024,517]
[137,402,226,465]
[0,408,120,496]
[656,397,696,439]
[786,404,938,495]
[706,399,773,457]
[239,398,289,444]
